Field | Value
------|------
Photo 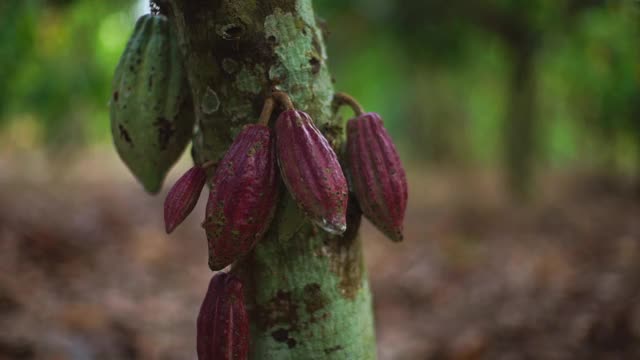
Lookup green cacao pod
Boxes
[110,14,194,194]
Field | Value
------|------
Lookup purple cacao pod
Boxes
[197,272,249,360]
[164,166,207,234]
[347,112,407,241]
[275,110,348,235]
[203,124,279,270]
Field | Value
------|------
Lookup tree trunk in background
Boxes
[163,1,376,358]
[635,107,640,196]
[504,45,537,200]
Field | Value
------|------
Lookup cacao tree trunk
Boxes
[162,1,377,358]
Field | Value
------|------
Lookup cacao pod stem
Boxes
[271,91,295,111]
[258,97,275,126]
[333,92,365,116]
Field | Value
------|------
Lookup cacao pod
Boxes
[275,110,348,234]
[110,14,194,194]
[203,125,279,271]
[164,165,207,234]
[346,112,407,241]
[197,272,249,360]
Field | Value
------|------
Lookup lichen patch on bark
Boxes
[264,8,333,126]
[201,87,220,114]
[235,65,264,94]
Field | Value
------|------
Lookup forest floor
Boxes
[1,149,639,360]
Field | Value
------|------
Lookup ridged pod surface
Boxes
[197,272,249,360]
[110,14,194,194]
[164,165,206,234]
[275,110,348,234]
[347,112,408,241]
[203,125,279,271]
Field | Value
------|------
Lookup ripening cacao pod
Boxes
[275,110,348,235]
[164,165,207,234]
[110,14,194,194]
[197,272,249,360]
[203,125,279,271]
[347,112,408,241]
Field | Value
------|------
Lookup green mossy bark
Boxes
[163,1,376,358]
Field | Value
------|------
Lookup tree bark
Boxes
[163,1,377,358]
[503,44,537,200]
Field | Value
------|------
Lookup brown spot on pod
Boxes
[118,124,132,145]
[203,125,279,270]
[275,110,348,234]
[347,112,408,242]
[197,272,249,360]
[164,165,207,234]
[153,117,176,151]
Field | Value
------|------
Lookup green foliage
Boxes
[1,0,639,179]
[539,2,640,169]
[0,0,134,145]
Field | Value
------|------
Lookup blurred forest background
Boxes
[1,0,640,359]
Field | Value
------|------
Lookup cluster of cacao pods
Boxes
[166,93,406,359]
[111,14,407,360]
[270,92,408,243]
[162,93,354,269]
[160,93,354,360]
[111,16,407,254]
